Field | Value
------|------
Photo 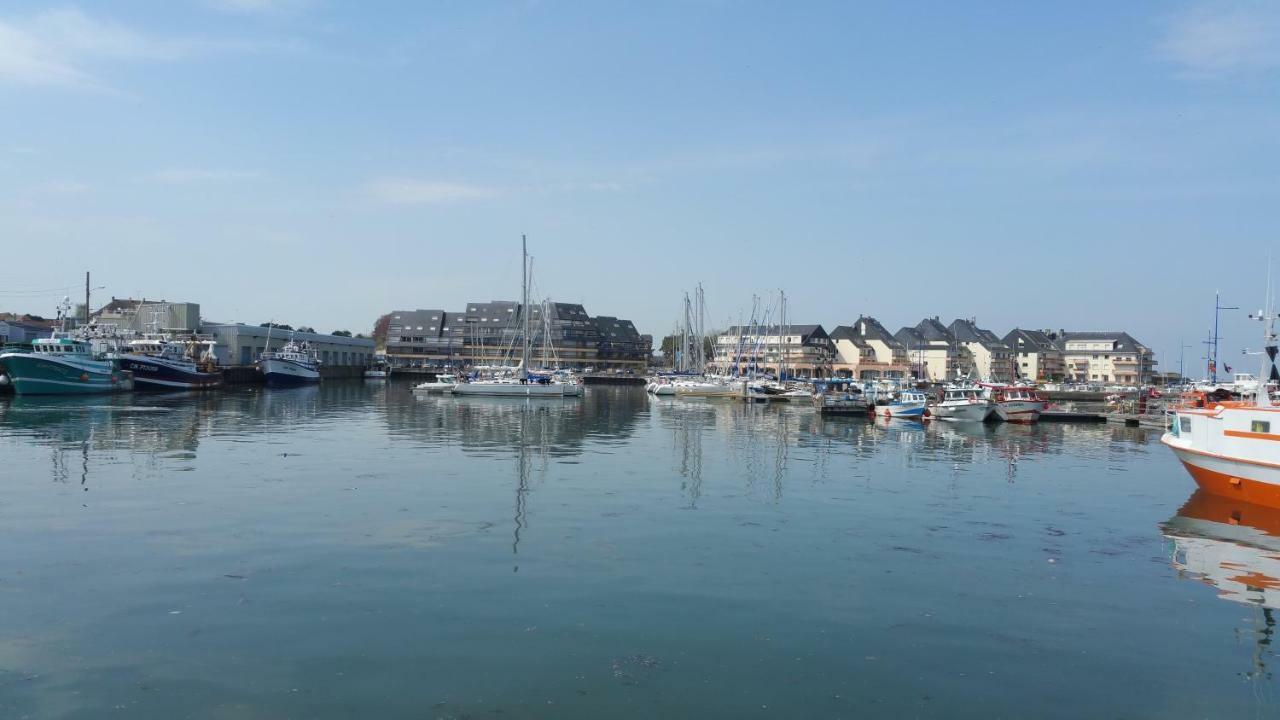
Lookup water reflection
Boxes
[1162,491,1280,685]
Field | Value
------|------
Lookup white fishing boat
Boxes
[1164,284,1280,508]
[258,339,320,385]
[877,389,928,419]
[930,385,992,422]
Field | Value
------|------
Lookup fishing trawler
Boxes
[930,385,993,421]
[0,299,133,395]
[877,389,927,419]
[258,339,321,385]
[1163,287,1280,507]
[985,384,1043,423]
[116,336,222,390]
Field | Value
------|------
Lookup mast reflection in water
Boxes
[0,385,1274,718]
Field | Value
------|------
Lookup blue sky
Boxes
[1,1,1277,375]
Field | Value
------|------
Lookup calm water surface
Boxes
[0,383,1276,718]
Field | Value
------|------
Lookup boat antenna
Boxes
[1248,260,1279,407]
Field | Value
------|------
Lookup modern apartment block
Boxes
[383,302,650,370]
[711,324,834,378]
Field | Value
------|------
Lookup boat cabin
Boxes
[32,337,92,356]
[897,391,928,404]
[944,388,984,402]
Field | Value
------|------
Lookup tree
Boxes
[259,322,293,331]
[332,329,353,337]
[297,326,316,333]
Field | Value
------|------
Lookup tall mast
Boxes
[84,271,90,325]
[521,235,530,378]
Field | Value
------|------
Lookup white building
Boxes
[1058,331,1154,385]
[896,317,956,381]
[711,324,833,378]
[829,316,910,379]
[949,319,1014,382]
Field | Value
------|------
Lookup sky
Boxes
[0,1,1277,376]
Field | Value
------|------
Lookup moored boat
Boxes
[115,336,222,390]
[878,389,927,419]
[0,335,133,395]
[1164,285,1280,507]
[258,339,321,386]
[989,385,1042,423]
[930,385,992,421]
[413,373,457,394]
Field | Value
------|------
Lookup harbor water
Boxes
[0,384,1275,718]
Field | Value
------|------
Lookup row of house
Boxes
[380,302,652,370]
[710,317,1155,383]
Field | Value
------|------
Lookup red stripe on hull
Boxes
[1179,459,1280,508]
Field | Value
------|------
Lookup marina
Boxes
[1,383,1276,717]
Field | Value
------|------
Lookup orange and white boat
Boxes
[1164,294,1280,507]
[981,384,1043,424]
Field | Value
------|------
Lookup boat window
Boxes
[1180,417,1191,432]
[1252,420,1271,434]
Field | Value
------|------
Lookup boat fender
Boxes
[80,373,89,382]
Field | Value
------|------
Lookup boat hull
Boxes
[931,402,991,421]
[0,353,132,395]
[880,403,926,418]
[995,400,1041,423]
[117,356,222,391]
[259,358,320,385]
[1164,437,1280,508]
[451,382,572,398]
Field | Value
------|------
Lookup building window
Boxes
[1252,420,1271,434]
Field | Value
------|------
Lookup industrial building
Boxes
[204,323,376,367]
[382,302,650,370]
[87,298,202,333]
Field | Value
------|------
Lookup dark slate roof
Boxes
[829,325,871,348]
[1003,328,1057,352]
[388,309,448,338]
[1057,331,1148,352]
[949,319,1009,350]
[914,317,953,342]
[592,316,641,342]
[895,326,929,348]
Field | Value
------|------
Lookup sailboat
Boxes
[451,236,581,398]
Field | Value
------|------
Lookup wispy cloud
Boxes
[1157,1,1280,77]
[364,178,499,205]
[0,7,304,90]
[205,0,313,15]
[151,169,261,183]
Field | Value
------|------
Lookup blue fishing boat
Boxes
[876,389,928,419]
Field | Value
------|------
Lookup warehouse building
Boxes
[204,323,376,367]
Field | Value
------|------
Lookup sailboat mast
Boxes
[521,235,530,378]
